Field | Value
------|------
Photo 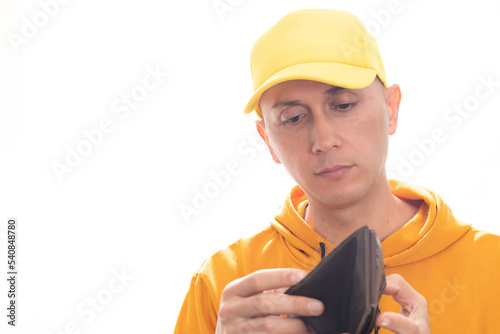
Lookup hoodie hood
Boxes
[271,179,472,268]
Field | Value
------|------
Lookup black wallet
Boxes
[285,226,386,334]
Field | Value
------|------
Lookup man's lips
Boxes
[315,165,353,179]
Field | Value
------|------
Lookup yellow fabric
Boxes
[174,180,500,333]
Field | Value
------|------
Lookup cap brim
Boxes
[244,62,380,118]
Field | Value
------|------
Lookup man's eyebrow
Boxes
[325,86,345,95]
[271,86,345,109]
[272,100,302,109]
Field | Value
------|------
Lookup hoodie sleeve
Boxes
[174,273,218,334]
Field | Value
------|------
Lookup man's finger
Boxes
[226,315,313,334]
[383,274,427,313]
[378,274,431,333]
[234,292,324,318]
[376,312,429,334]
[224,269,307,297]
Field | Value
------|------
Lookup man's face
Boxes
[256,79,400,209]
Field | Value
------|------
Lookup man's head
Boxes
[245,9,402,208]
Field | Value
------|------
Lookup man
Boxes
[175,9,500,333]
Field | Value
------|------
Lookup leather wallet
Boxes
[285,226,386,334]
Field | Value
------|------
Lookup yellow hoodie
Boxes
[174,180,500,333]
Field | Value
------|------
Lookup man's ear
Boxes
[255,120,281,164]
[386,84,402,135]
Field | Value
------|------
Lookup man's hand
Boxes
[376,274,431,334]
[216,268,324,334]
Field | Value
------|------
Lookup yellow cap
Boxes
[244,9,387,118]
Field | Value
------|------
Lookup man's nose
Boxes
[311,116,341,154]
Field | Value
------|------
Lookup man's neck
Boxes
[303,181,420,245]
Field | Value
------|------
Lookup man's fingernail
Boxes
[380,318,390,327]
[292,272,306,284]
[308,301,323,314]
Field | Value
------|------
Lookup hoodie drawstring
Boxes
[319,242,326,259]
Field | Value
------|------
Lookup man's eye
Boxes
[336,103,354,110]
[282,114,305,125]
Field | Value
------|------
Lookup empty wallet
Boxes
[285,226,386,334]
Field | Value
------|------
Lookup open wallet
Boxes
[285,226,386,334]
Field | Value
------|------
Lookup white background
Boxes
[1,0,500,333]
